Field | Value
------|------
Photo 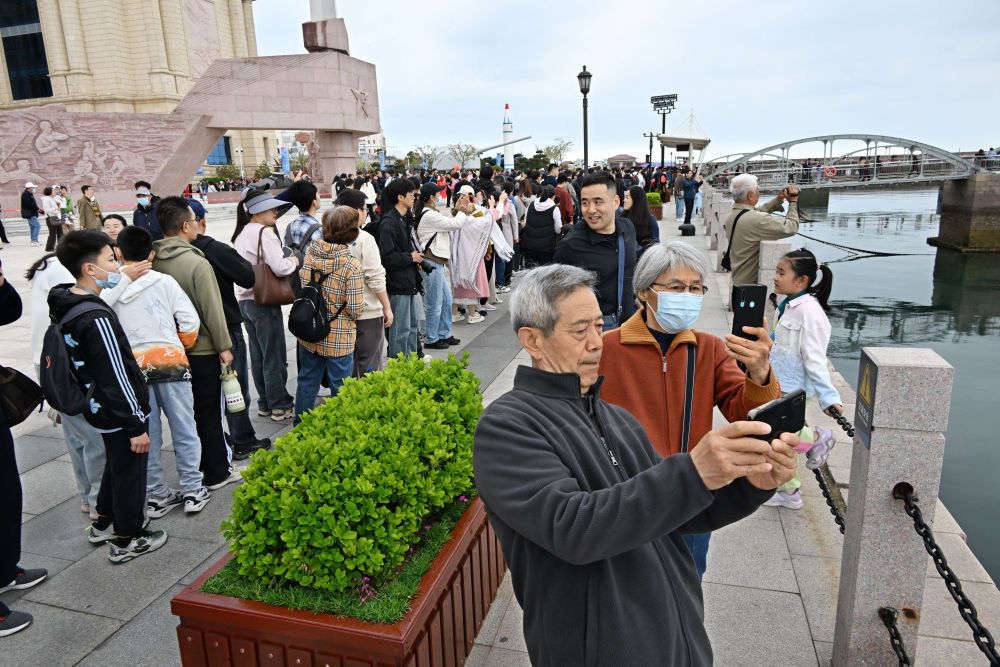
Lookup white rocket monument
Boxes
[502,104,514,171]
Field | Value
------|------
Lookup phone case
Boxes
[747,389,807,441]
[731,284,768,341]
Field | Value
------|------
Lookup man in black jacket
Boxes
[473,264,799,666]
[554,170,637,330]
[378,178,422,358]
[187,199,270,460]
[132,181,162,240]
[20,182,40,246]
[50,230,167,563]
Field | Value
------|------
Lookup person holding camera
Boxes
[723,175,800,290]
[377,179,423,358]
[414,182,466,350]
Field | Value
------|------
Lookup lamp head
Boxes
[577,66,592,95]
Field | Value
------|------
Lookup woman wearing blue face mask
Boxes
[598,241,784,580]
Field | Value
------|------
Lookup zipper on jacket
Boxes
[662,352,667,373]
[585,395,626,480]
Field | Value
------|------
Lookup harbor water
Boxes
[791,187,1000,586]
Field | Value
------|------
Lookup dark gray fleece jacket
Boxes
[473,366,773,666]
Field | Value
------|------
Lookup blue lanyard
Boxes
[616,232,625,320]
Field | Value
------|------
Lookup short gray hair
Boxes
[730,173,759,201]
[633,241,709,294]
[510,264,597,335]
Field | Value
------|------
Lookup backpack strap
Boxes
[722,208,751,270]
[58,301,109,327]
[680,344,697,453]
[416,209,440,255]
[299,222,322,250]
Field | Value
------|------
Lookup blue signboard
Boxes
[280,146,291,173]
[379,150,386,170]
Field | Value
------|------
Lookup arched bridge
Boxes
[702,134,989,191]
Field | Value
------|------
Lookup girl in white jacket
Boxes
[764,247,842,510]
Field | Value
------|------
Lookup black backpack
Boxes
[287,269,347,343]
[283,222,322,296]
[0,365,43,426]
[39,302,107,415]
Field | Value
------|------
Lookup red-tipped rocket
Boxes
[502,104,514,170]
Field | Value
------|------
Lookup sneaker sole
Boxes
[146,502,182,519]
[269,412,291,422]
[87,529,115,545]
[0,574,46,593]
[108,537,167,564]
[0,618,31,637]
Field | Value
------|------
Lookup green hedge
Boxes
[646,192,662,206]
[222,353,482,593]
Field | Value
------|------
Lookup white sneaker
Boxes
[492,296,504,304]
[480,303,497,311]
[496,285,511,294]
[467,313,485,324]
[183,487,211,513]
[452,313,464,323]
[146,489,183,518]
[206,469,243,491]
[763,490,803,510]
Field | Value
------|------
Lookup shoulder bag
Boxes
[252,227,296,306]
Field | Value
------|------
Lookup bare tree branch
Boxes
[446,143,480,170]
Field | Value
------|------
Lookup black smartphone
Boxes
[731,284,768,341]
[747,389,807,441]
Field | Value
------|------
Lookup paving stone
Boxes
[465,643,490,667]
[704,514,798,593]
[180,543,231,585]
[474,589,511,646]
[493,599,527,653]
[917,576,1000,641]
[703,582,817,665]
[19,460,78,515]
[781,481,846,560]
[483,646,532,667]
[26,425,69,441]
[0,600,121,666]
[77,584,185,667]
[21,512,34,524]
[13,434,70,473]
[0,552,76,613]
[814,640,833,666]
[791,555,842,643]
[924,531,995,584]
[25,536,222,622]
[147,478,240,545]
[932,500,966,538]
[914,635,990,665]
[20,496,97,561]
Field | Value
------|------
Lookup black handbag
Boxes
[0,364,44,426]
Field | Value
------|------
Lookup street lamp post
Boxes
[577,66,592,170]
[651,94,677,167]
[235,146,245,178]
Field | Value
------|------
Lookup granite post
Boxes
[755,239,791,321]
[833,347,954,666]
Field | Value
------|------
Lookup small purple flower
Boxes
[424,525,431,531]
[409,547,414,553]
[459,495,469,502]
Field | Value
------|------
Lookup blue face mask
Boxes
[650,292,703,333]
[137,197,150,207]
[94,266,122,290]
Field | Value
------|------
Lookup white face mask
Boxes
[88,195,96,201]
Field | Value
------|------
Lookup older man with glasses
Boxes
[598,241,783,579]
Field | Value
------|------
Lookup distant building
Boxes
[0,0,270,175]
[607,154,638,168]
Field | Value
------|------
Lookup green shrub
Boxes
[646,192,662,206]
[222,353,482,594]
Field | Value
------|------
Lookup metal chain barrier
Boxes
[827,406,855,438]
[878,607,912,666]
[892,484,1000,664]
[812,466,846,535]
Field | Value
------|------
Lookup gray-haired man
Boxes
[473,264,800,665]
[723,174,800,288]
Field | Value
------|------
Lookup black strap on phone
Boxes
[721,208,750,272]
[680,345,696,453]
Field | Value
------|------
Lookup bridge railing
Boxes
[706,155,976,190]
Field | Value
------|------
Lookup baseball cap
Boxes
[419,182,446,200]
[241,188,293,217]
[185,197,206,221]
[454,183,475,198]
[25,182,36,188]
[135,186,151,195]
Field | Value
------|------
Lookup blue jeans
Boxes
[27,215,40,243]
[146,381,204,497]
[674,195,684,219]
[294,345,353,424]
[422,259,452,344]
[494,257,508,287]
[683,532,712,581]
[387,294,418,359]
[61,411,106,508]
[224,323,257,445]
[239,300,293,412]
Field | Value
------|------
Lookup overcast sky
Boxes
[252,0,999,163]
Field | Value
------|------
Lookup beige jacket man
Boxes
[723,192,799,287]
[77,191,103,230]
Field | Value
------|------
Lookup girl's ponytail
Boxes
[811,263,834,312]
[231,199,251,243]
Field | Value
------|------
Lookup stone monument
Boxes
[0,0,378,209]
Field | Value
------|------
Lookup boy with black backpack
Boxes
[280,180,323,294]
[46,230,167,563]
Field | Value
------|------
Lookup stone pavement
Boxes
[0,203,996,665]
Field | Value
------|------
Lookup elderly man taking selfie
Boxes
[473,264,799,665]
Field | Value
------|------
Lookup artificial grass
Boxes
[201,492,476,625]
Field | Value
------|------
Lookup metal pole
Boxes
[660,112,666,168]
[583,94,589,170]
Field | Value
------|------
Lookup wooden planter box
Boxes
[171,498,505,667]
[649,204,663,221]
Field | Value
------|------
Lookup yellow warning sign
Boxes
[859,365,872,405]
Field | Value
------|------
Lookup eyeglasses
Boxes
[650,281,707,295]
[183,218,198,224]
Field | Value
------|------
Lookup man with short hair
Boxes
[542,163,558,188]
[151,197,238,490]
[20,182,40,246]
[554,171,637,330]
[723,174,800,289]
[187,198,271,460]
[77,185,103,230]
[378,178,423,358]
[132,181,162,240]
[474,264,799,665]
[280,179,323,247]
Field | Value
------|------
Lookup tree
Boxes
[541,138,574,166]
[403,151,421,170]
[214,163,241,180]
[447,143,480,170]
[253,161,272,179]
[414,145,445,170]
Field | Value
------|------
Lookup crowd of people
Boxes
[1,161,844,655]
